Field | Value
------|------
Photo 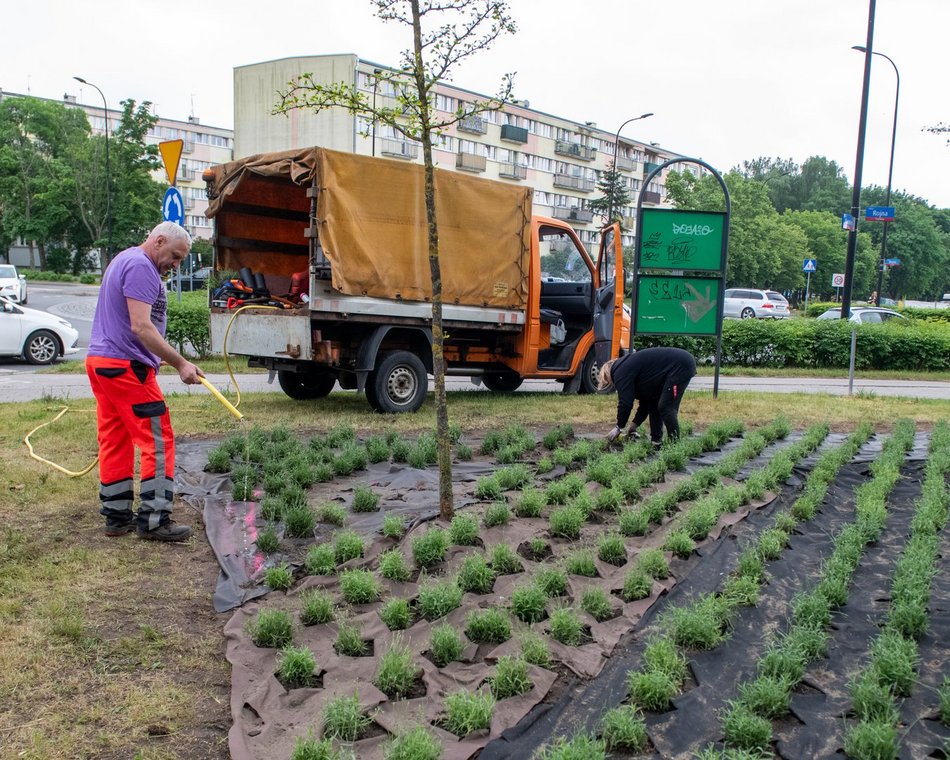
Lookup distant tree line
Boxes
[0,95,164,272]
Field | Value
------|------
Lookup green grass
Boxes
[374,641,418,699]
[382,514,406,539]
[417,578,463,621]
[255,523,280,554]
[304,543,337,575]
[385,725,442,760]
[378,548,413,582]
[300,589,335,626]
[411,528,449,569]
[489,655,532,699]
[264,563,294,592]
[322,693,370,741]
[316,501,348,525]
[338,568,381,605]
[379,598,413,631]
[443,689,495,738]
[549,605,584,646]
[465,608,512,644]
[511,583,548,624]
[247,609,293,649]
[600,705,648,753]
[334,530,365,564]
[564,549,597,577]
[276,645,317,688]
[457,554,496,595]
[429,623,465,667]
[489,543,523,575]
[449,513,480,545]
[351,485,381,512]
[535,734,607,759]
[334,621,368,657]
[580,588,615,622]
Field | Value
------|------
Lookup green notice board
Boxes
[634,275,720,335]
[638,209,726,272]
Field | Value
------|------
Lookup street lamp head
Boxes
[851,45,867,52]
[73,76,88,84]
[640,112,654,119]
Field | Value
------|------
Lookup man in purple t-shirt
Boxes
[86,222,204,542]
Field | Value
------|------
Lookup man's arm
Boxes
[127,297,203,384]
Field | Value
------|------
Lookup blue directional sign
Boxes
[803,258,817,273]
[162,187,185,226]
[842,213,855,231]
[865,206,895,222]
[884,257,901,267]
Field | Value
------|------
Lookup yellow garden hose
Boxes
[24,407,99,477]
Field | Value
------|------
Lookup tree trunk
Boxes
[412,0,454,521]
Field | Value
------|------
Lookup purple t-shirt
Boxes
[88,247,167,369]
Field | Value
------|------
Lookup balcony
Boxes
[554,140,597,161]
[182,140,194,154]
[622,215,637,229]
[178,166,194,181]
[615,155,638,172]
[458,115,487,135]
[183,197,195,210]
[380,138,419,160]
[641,190,662,205]
[553,173,595,192]
[498,162,527,180]
[553,206,594,223]
[643,161,662,175]
[456,152,487,173]
[500,124,528,143]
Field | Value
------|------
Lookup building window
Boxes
[436,94,456,112]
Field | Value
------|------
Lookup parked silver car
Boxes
[0,264,28,304]
[723,288,790,319]
[816,307,905,324]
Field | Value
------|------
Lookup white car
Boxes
[816,306,906,324]
[0,296,79,364]
[0,264,28,304]
[723,288,790,319]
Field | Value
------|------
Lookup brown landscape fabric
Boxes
[206,147,532,309]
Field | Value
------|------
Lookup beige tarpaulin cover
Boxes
[206,147,532,310]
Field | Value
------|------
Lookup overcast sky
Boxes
[5,0,949,208]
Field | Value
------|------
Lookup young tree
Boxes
[587,163,630,226]
[274,0,516,520]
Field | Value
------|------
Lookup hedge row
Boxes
[166,292,211,357]
[19,270,98,284]
[635,318,950,370]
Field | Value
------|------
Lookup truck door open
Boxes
[592,223,625,365]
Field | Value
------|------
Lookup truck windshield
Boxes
[538,230,591,284]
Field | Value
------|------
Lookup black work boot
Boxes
[137,520,192,542]
[104,519,136,537]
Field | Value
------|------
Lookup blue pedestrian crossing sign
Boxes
[162,187,185,226]
[803,259,817,273]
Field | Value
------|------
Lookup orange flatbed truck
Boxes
[204,147,629,413]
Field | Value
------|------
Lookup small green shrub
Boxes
[549,606,584,646]
[643,636,688,683]
[511,584,548,623]
[339,569,381,605]
[515,488,546,518]
[474,475,502,500]
[662,529,695,559]
[621,570,652,601]
[412,528,449,569]
[300,589,335,626]
[535,567,568,597]
[457,554,496,594]
[264,563,294,592]
[564,549,597,577]
[489,655,532,699]
[843,721,898,760]
[430,623,465,667]
[496,463,532,490]
[334,621,368,657]
[737,675,793,719]
[417,578,463,620]
[456,443,473,461]
[483,501,512,528]
[378,549,413,582]
[260,496,284,522]
[443,689,495,738]
[722,703,773,753]
[276,645,316,688]
[322,693,370,741]
[255,524,280,554]
[466,608,512,644]
[489,543,523,575]
[600,705,647,752]
[316,501,347,526]
[449,513,480,546]
[636,548,670,579]
[580,588,615,622]
[351,485,380,513]
[304,543,337,575]
[618,508,649,537]
[520,631,551,668]
[527,537,549,559]
[284,503,316,538]
[334,530,365,564]
[382,514,406,539]
[365,436,390,463]
[375,641,418,699]
[535,735,607,759]
[628,670,677,711]
[248,609,293,649]
[206,446,232,473]
[379,598,413,631]
[549,505,585,539]
[385,726,442,760]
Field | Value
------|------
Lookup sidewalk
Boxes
[2,370,948,403]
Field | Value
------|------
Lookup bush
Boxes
[247,609,293,649]
[385,726,442,760]
[374,641,418,698]
[465,608,512,644]
[430,623,465,667]
[489,655,532,699]
[443,689,495,737]
[322,693,370,741]
[412,528,449,569]
[166,293,211,357]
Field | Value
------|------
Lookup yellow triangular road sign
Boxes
[159,139,184,186]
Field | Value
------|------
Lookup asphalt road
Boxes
[2,282,948,402]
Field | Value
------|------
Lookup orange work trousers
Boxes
[86,356,176,530]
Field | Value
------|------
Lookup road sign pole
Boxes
[804,271,811,313]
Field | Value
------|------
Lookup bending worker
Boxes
[86,222,204,542]
[598,347,697,446]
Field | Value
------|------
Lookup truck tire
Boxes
[366,350,427,413]
[277,368,336,400]
[23,330,60,365]
[482,371,523,393]
[578,349,607,395]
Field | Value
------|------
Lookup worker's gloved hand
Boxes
[607,426,623,443]
[626,426,641,441]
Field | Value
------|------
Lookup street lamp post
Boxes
[852,45,899,304]
[74,76,112,264]
[608,112,653,223]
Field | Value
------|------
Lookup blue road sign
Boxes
[803,258,817,273]
[162,187,185,226]
[865,206,895,222]
[885,257,901,267]
[842,213,855,231]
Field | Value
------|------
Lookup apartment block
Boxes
[234,54,693,250]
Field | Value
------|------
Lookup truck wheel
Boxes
[578,349,607,395]
[367,350,427,413]
[482,371,523,393]
[23,330,60,365]
[277,369,336,400]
